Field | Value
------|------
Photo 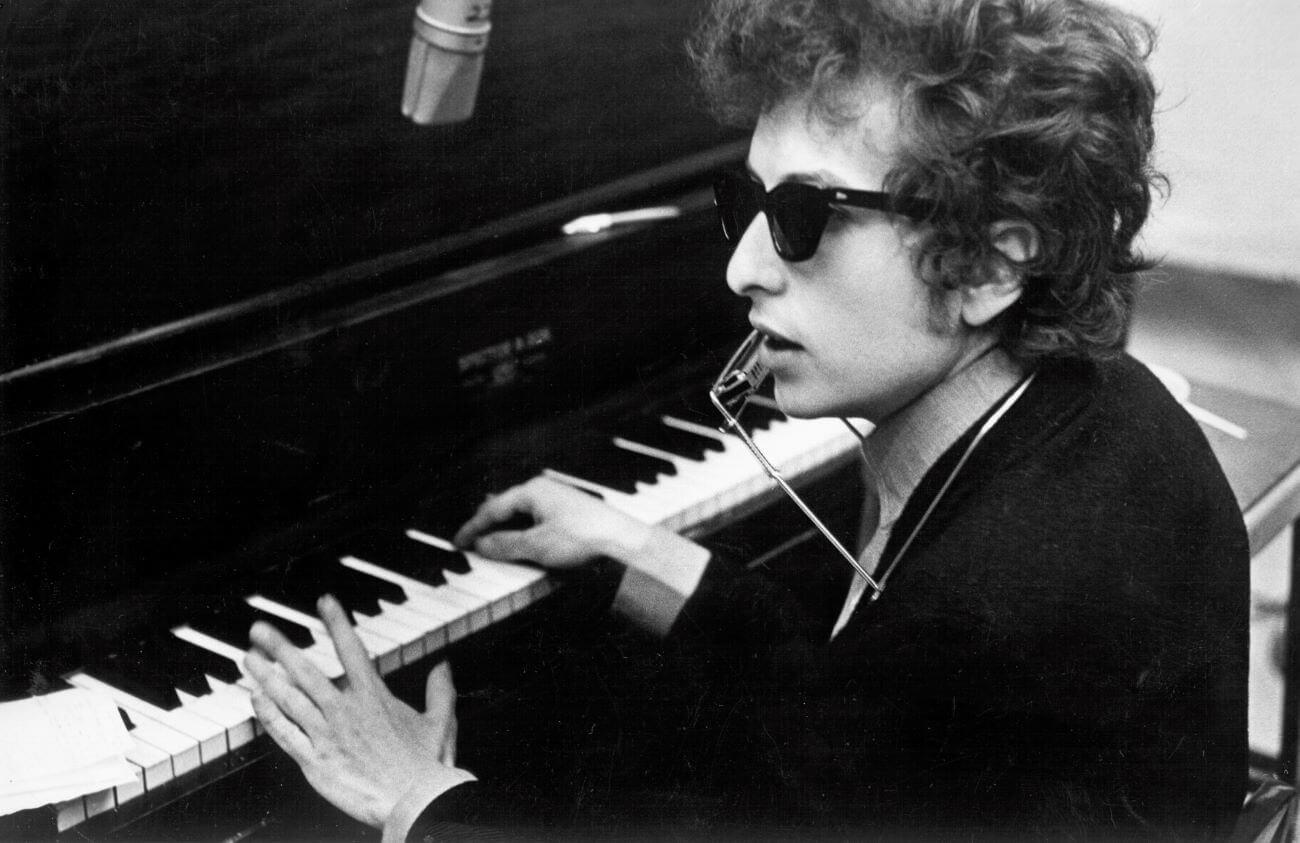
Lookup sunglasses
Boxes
[712,169,936,262]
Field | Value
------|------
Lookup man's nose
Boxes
[725,213,785,298]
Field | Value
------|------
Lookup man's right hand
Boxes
[453,476,658,569]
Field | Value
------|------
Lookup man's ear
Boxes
[960,220,1040,328]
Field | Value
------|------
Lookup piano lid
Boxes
[0,0,745,375]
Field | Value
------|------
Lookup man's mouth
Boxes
[760,330,803,352]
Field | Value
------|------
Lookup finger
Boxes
[423,662,457,764]
[424,661,455,722]
[470,528,537,562]
[248,620,340,709]
[424,660,454,701]
[453,485,535,547]
[243,648,329,739]
[441,714,458,767]
[316,594,380,693]
[249,683,315,765]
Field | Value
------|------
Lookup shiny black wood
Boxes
[0,0,757,687]
[0,2,765,834]
[0,202,746,691]
[1,0,742,369]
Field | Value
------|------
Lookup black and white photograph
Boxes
[1,0,1298,839]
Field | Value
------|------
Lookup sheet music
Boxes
[0,688,136,816]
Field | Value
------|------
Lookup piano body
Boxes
[0,0,866,837]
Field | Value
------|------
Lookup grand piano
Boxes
[0,0,867,837]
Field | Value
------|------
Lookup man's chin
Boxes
[772,383,836,420]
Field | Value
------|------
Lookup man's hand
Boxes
[243,595,468,829]
[454,476,658,567]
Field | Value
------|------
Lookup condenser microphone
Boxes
[401,0,492,125]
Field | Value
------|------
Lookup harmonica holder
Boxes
[709,331,882,593]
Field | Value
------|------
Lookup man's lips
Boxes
[755,326,803,351]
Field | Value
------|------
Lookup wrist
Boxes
[610,529,711,636]
[597,516,655,563]
[381,766,477,843]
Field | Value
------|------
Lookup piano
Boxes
[0,0,866,838]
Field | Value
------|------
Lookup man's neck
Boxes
[862,345,1026,539]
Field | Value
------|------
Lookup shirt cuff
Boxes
[610,530,711,636]
[381,766,477,843]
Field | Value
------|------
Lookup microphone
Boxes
[401,0,492,125]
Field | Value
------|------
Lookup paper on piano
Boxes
[0,688,136,817]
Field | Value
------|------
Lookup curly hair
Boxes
[689,0,1165,363]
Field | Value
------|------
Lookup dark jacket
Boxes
[411,354,1250,841]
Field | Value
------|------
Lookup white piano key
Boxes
[172,625,248,668]
[64,671,225,769]
[175,684,254,751]
[613,437,755,521]
[63,673,204,777]
[206,677,263,736]
[113,762,147,805]
[543,468,672,523]
[340,555,480,644]
[123,733,173,791]
[84,785,116,819]
[399,578,489,636]
[343,541,495,614]
[372,600,437,663]
[405,531,548,611]
[243,595,359,677]
[54,797,85,832]
[437,565,523,623]
[171,625,262,699]
[468,557,548,610]
[394,562,507,628]
[349,606,427,669]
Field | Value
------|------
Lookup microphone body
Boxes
[401,0,492,125]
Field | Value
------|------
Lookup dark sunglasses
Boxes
[712,169,936,262]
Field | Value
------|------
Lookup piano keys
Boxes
[31,387,863,835]
[1,0,780,836]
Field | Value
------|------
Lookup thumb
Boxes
[424,661,455,715]
[424,661,457,766]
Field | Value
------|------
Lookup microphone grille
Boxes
[401,0,492,125]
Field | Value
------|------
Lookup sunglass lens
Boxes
[712,173,830,261]
[713,172,761,244]
[768,183,829,262]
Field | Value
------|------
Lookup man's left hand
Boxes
[243,594,466,828]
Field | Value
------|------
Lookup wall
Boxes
[1113,0,1299,284]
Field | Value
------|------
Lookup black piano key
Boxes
[345,529,467,584]
[667,385,782,434]
[82,642,185,711]
[189,600,316,650]
[410,505,497,545]
[610,414,723,461]
[545,438,677,494]
[737,400,784,428]
[660,386,719,427]
[83,632,245,711]
[255,554,407,619]
[351,532,474,586]
[119,707,136,731]
[156,632,245,688]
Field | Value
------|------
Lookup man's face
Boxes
[727,85,981,422]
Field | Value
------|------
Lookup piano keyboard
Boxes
[45,400,862,833]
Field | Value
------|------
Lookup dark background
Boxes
[1,0,741,369]
[0,0,751,676]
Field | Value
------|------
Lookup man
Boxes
[245,0,1249,838]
